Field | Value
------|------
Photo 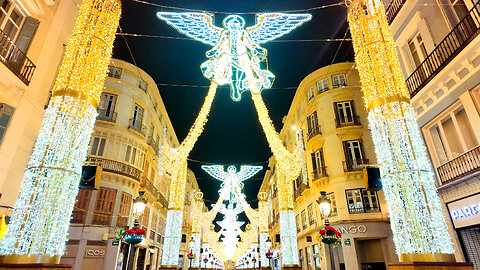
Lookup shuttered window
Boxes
[142,206,150,230]
[116,192,132,228]
[150,213,157,240]
[71,189,92,224]
[92,187,117,225]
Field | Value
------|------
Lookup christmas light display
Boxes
[0,0,120,258]
[160,82,217,266]
[218,203,244,260]
[251,93,304,265]
[157,12,311,101]
[157,12,311,266]
[347,0,454,257]
[202,165,263,201]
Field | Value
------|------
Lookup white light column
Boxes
[0,0,120,262]
[347,0,454,261]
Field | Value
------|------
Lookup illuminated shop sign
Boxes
[451,204,479,219]
[447,193,480,229]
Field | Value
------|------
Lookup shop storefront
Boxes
[446,193,480,270]
[298,221,397,270]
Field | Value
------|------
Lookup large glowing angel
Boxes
[157,12,312,101]
[201,165,262,201]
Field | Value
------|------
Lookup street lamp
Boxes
[132,191,147,227]
[316,191,335,270]
[265,237,272,270]
[127,191,147,270]
[316,191,331,226]
[189,238,195,268]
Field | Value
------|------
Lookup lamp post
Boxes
[316,191,335,270]
[126,191,147,270]
[265,237,272,270]
[189,238,195,268]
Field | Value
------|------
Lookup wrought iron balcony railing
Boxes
[147,135,159,154]
[87,156,141,181]
[97,109,117,122]
[348,206,381,214]
[128,118,146,136]
[437,145,480,185]
[140,176,169,208]
[335,115,361,128]
[307,126,322,140]
[312,166,328,180]
[294,182,310,200]
[0,28,35,85]
[343,158,369,172]
[386,0,407,24]
[407,2,480,98]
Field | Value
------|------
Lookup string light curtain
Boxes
[0,0,121,258]
[347,0,454,257]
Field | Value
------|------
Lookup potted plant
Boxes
[187,252,195,259]
[318,226,341,244]
[122,228,146,244]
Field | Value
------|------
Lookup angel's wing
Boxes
[246,13,312,44]
[157,12,223,46]
[201,165,228,181]
[238,165,263,182]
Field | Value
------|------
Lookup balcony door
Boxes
[307,111,319,136]
[343,140,365,165]
[98,93,117,120]
[132,103,144,129]
[335,101,355,125]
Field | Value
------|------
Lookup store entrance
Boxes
[357,239,386,270]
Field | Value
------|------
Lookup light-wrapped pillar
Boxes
[258,192,269,266]
[0,0,120,261]
[251,93,303,266]
[191,192,204,267]
[347,0,454,260]
[160,83,217,266]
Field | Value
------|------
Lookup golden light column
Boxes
[0,0,121,263]
[160,82,217,266]
[347,0,454,262]
[251,93,304,266]
[190,191,205,268]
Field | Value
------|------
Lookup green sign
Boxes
[112,239,120,246]
[344,238,351,246]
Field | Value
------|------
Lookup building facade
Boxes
[383,0,480,268]
[0,0,82,213]
[58,59,199,270]
[261,63,398,270]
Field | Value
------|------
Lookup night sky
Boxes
[112,0,354,211]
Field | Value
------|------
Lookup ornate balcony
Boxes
[335,115,361,128]
[128,118,146,136]
[385,0,407,24]
[97,109,117,122]
[343,158,369,172]
[140,176,168,208]
[0,28,36,85]
[307,126,322,140]
[312,166,328,180]
[436,145,480,185]
[294,182,310,200]
[147,135,159,154]
[86,156,141,181]
[407,3,480,98]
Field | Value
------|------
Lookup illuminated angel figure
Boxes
[157,12,312,101]
[201,165,262,201]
